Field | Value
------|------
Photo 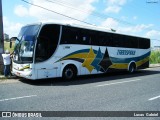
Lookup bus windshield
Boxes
[13,24,40,63]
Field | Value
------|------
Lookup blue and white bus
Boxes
[10,23,150,80]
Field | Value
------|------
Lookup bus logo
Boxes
[117,50,136,55]
[2,112,11,117]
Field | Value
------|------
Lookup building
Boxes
[152,46,160,51]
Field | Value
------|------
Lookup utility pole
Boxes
[0,0,4,73]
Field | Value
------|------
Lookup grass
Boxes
[150,50,160,64]
[4,41,15,53]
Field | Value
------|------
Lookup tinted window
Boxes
[80,29,91,45]
[61,26,80,44]
[35,24,60,62]
[139,38,150,49]
[117,35,138,48]
[60,26,146,49]
[90,30,98,45]
[129,36,138,48]
[61,26,92,45]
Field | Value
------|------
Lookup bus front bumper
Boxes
[12,68,33,79]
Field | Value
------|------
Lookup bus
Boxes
[10,23,150,80]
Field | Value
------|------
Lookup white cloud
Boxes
[133,16,137,20]
[14,0,96,24]
[119,24,153,33]
[121,16,128,21]
[104,0,127,13]
[14,5,29,17]
[100,18,154,35]
[100,18,156,39]
[100,18,119,29]
[5,0,97,38]
[145,30,160,38]
[145,30,160,47]
[3,16,23,37]
[100,18,152,36]
[100,18,158,46]
[120,16,137,21]
[106,0,127,6]
[105,6,121,13]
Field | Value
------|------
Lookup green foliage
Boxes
[4,41,15,53]
[150,51,160,64]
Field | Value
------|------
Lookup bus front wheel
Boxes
[62,65,77,80]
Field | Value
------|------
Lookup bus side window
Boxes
[80,29,90,45]
[130,37,138,48]
[90,31,98,46]
[98,32,106,46]
[120,35,126,48]
[112,34,119,47]
[35,24,60,62]
[61,26,79,44]
[139,38,150,49]
[104,34,112,46]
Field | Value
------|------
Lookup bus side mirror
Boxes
[10,41,12,48]
[10,37,17,41]
[10,37,14,48]
[10,37,18,48]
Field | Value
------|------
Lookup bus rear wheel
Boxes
[62,65,77,80]
[128,63,136,73]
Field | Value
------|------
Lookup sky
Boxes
[2,0,160,47]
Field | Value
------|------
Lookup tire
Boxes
[62,65,77,80]
[128,63,136,73]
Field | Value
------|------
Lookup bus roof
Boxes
[25,22,150,40]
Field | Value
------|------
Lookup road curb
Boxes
[0,76,18,79]
[0,75,20,84]
[0,79,20,84]
[149,64,160,68]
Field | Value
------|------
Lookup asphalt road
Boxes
[0,67,160,120]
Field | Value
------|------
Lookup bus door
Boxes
[34,24,60,79]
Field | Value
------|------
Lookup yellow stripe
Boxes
[109,63,128,69]
[136,57,149,67]
[63,53,88,60]
[19,65,30,71]
[109,56,150,70]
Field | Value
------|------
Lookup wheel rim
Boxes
[65,68,73,79]
[130,65,134,73]
[131,67,134,72]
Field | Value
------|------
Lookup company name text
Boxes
[117,50,136,55]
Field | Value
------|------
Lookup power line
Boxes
[151,39,160,41]
[46,0,93,14]
[45,0,160,41]
[22,0,141,28]
[45,0,159,32]
[46,0,135,26]
[21,0,160,41]
[21,0,95,26]
[21,0,159,32]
